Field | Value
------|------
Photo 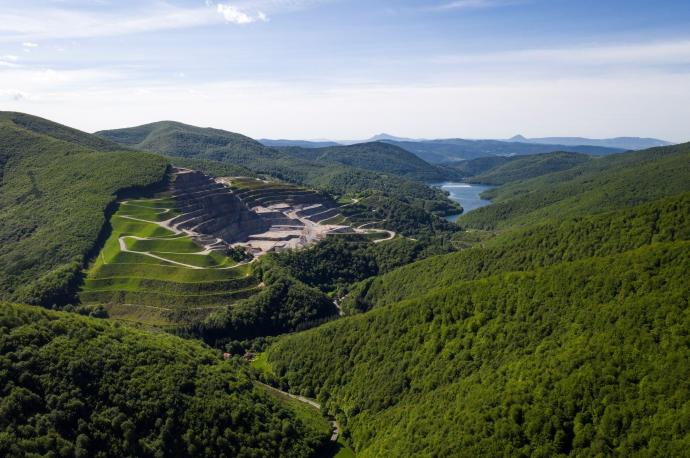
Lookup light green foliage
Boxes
[80,196,254,324]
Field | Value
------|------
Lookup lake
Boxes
[435,182,495,222]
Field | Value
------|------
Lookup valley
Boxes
[1,111,688,458]
[3,2,688,457]
[434,182,495,221]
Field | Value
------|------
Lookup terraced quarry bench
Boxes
[79,196,260,327]
[80,170,395,327]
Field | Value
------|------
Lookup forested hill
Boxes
[458,142,690,229]
[445,151,593,185]
[1,111,124,152]
[97,120,462,218]
[0,112,168,307]
[344,192,690,310]
[258,141,690,456]
[0,303,329,457]
[277,141,456,182]
[266,241,690,456]
[382,138,623,163]
[97,120,269,158]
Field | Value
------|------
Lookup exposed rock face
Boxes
[169,169,271,244]
[168,170,351,256]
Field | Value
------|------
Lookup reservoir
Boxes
[435,182,495,222]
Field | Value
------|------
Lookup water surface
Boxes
[435,182,495,222]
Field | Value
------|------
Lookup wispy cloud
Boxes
[217,3,268,24]
[434,39,690,66]
[0,6,216,42]
[0,0,331,41]
[431,0,523,11]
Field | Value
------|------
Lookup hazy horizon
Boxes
[1,0,689,142]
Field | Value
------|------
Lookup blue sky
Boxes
[1,0,689,141]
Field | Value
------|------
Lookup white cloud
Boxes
[0,6,218,42]
[216,3,268,24]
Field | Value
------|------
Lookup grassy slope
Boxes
[80,198,256,325]
[267,241,690,457]
[458,142,690,229]
[0,113,168,306]
[0,302,329,457]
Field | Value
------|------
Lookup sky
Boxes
[1,0,689,142]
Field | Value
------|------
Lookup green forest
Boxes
[0,113,168,307]
[2,112,689,457]
[0,303,330,457]
[96,121,462,218]
[458,143,690,229]
[265,241,690,457]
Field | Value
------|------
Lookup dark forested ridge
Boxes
[97,120,462,221]
[461,151,593,185]
[260,143,690,456]
[266,242,690,457]
[0,303,329,457]
[0,112,168,307]
[458,142,690,229]
[277,141,457,182]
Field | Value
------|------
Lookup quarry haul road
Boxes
[254,382,341,442]
[115,235,255,270]
[113,212,255,270]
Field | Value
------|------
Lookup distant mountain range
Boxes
[380,139,624,163]
[260,133,672,163]
[507,135,672,151]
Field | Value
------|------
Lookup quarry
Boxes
[171,168,357,256]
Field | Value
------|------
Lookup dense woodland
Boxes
[0,303,329,457]
[451,151,593,185]
[276,142,457,182]
[266,242,690,456]
[257,142,690,456]
[0,113,168,307]
[191,259,337,347]
[97,121,462,218]
[344,192,690,311]
[2,112,689,457]
[459,142,690,229]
